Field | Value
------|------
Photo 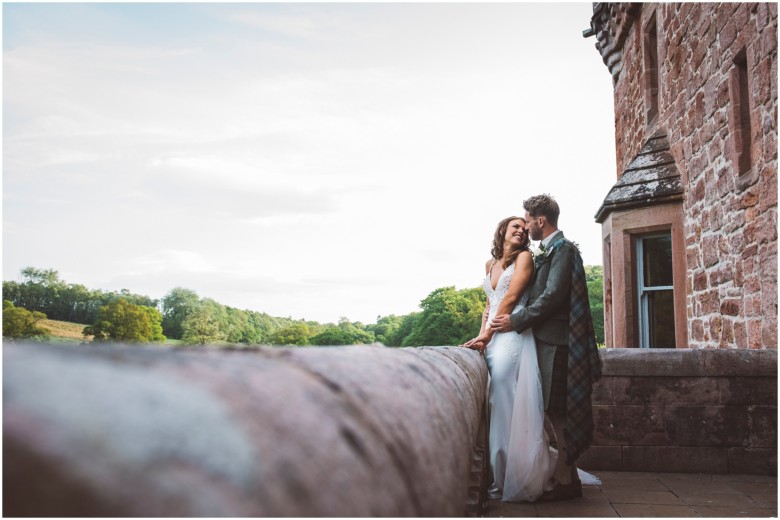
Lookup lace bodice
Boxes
[483,262,528,321]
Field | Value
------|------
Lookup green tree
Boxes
[181,303,226,345]
[367,315,405,346]
[247,311,291,344]
[311,318,375,345]
[386,312,419,346]
[83,299,165,343]
[585,265,605,345]
[402,286,485,346]
[3,301,49,338]
[269,322,312,346]
[161,287,200,339]
[11,267,66,316]
[143,306,166,342]
[20,267,60,286]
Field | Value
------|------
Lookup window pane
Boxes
[648,289,676,348]
[643,235,673,287]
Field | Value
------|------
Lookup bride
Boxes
[463,215,553,502]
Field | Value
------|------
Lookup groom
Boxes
[490,194,601,501]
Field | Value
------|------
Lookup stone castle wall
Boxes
[592,3,778,348]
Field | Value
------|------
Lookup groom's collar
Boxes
[541,229,562,249]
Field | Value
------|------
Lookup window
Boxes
[730,49,754,183]
[643,13,659,124]
[636,233,675,348]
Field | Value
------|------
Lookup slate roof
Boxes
[595,132,684,223]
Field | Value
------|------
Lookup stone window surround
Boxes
[728,46,760,191]
[601,202,688,348]
[642,8,660,129]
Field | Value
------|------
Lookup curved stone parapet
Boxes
[4,342,488,517]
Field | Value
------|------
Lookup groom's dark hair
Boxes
[523,194,560,226]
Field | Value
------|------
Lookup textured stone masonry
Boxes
[579,348,777,475]
[590,3,777,349]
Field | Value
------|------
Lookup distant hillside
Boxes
[37,319,184,346]
[40,319,92,344]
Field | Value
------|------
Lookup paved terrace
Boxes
[487,471,778,518]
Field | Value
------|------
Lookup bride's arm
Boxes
[463,260,493,350]
[494,251,534,316]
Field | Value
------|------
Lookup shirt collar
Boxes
[541,229,562,249]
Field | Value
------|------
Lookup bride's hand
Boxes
[463,331,491,351]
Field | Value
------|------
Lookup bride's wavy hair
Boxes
[491,216,530,269]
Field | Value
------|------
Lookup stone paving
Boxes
[486,471,777,518]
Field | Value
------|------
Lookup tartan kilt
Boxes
[536,340,568,413]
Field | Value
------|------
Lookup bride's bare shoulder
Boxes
[516,250,534,267]
[484,258,494,274]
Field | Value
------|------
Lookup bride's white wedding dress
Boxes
[483,262,601,502]
[483,262,554,502]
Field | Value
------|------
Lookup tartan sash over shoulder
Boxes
[564,243,603,464]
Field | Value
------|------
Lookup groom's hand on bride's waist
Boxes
[490,314,513,333]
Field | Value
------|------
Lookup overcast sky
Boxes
[3,2,617,324]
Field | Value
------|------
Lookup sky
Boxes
[3,2,617,324]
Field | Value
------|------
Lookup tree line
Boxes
[3,266,604,346]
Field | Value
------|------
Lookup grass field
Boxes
[35,319,184,345]
[38,319,92,343]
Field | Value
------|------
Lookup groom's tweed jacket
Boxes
[509,232,602,463]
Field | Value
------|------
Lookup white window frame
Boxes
[637,232,675,349]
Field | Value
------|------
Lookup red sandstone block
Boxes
[593,405,667,446]
[721,19,738,49]
[734,3,750,30]
[702,236,720,268]
[613,376,720,405]
[719,377,778,406]
[601,349,707,377]
[728,448,778,475]
[693,42,709,72]
[663,405,751,447]
[749,320,764,349]
[740,189,760,208]
[743,275,760,293]
[592,376,614,405]
[720,319,735,346]
[692,320,705,342]
[693,270,708,291]
[710,315,724,341]
[577,446,623,471]
[759,164,777,209]
[700,290,721,315]
[760,23,777,57]
[703,348,778,376]
[758,217,778,245]
[719,299,742,316]
[728,232,745,253]
[742,242,759,259]
[734,321,748,348]
[755,57,773,105]
[744,295,762,316]
[624,446,728,473]
[761,320,777,349]
[760,279,777,314]
[734,256,745,286]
